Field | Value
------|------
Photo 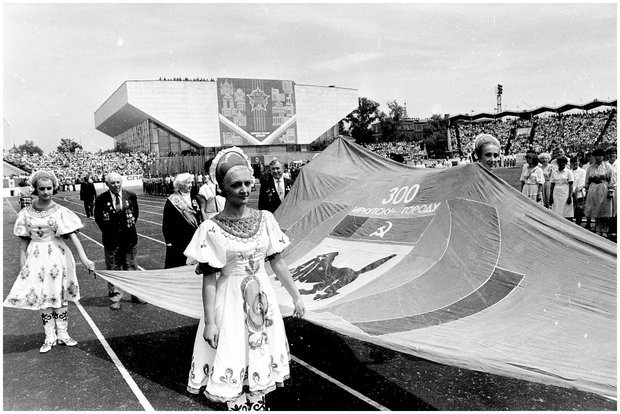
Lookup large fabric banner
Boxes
[96,138,616,399]
[217,78,297,146]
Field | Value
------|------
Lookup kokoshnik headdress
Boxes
[210,146,254,190]
[29,170,60,190]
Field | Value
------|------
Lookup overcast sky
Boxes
[3,2,617,153]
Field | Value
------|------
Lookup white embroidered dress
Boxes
[4,204,83,310]
[184,209,291,402]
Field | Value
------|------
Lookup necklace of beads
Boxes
[212,209,262,241]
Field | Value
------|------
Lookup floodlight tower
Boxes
[496,84,503,112]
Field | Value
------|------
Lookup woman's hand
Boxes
[203,323,219,348]
[292,295,305,318]
[82,258,95,272]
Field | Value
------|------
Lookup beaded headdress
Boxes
[210,147,254,189]
[474,134,500,155]
[29,170,59,190]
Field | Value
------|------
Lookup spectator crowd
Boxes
[451,109,617,158]
[4,149,156,184]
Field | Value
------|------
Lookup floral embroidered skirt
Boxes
[186,271,291,403]
[3,239,80,310]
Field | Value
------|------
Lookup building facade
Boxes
[94,78,358,158]
[371,117,428,142]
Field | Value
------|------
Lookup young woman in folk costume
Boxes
[4,170,95,353]
[184,147,305,410]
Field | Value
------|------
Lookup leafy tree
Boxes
[57,138,82,153]
[423,114,449,157]
[386,100,406,122]
[379,114,396,142]
[377,100,407,142]
[17,140,43,156]
[338,120,350,136]
[345,97,382,144]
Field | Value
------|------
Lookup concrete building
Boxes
[94,78,358,159]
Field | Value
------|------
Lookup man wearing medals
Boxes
[95,172,144,310]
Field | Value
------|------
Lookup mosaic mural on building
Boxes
[217,78,297,146]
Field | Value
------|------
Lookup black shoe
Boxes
[131,296,147,304]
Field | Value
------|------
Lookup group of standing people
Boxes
[6,150,304,410]
[6,138,614,410]
[519,146,616,238]
[161,157,295,271]
[472,133,616,239]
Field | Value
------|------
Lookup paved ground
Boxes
[3,168,616,411]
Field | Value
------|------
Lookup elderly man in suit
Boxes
[94,172,144,310]
[258,159,292,213]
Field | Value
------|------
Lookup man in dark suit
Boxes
[94,172,144,310]
[79,176,97,218]
[258,159,292,213]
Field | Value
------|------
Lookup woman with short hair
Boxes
[538,152,557,208]
[162,173,206,268]
[549,156,574,219]
[520,150,545,203]
[584,148,615,237]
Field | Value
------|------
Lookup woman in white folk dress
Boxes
[184,147,305,411]
[4,170,95,353]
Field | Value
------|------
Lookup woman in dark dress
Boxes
[162,173,206,268]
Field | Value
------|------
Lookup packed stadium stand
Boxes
[3,150,155,181]
[449,100,616,156]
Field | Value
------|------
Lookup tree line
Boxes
[12,138,133,156]
[343,97,450,157]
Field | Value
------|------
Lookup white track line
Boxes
[291,355,389,411]
[61,198,162,229]
[75,301,154,411]
[136,233,165,245]
[62,196,164,217]
[58,197,387,411]
[4,198,19,215]
[78,233,146,271]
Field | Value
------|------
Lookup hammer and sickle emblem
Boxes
[369,221,393,238]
